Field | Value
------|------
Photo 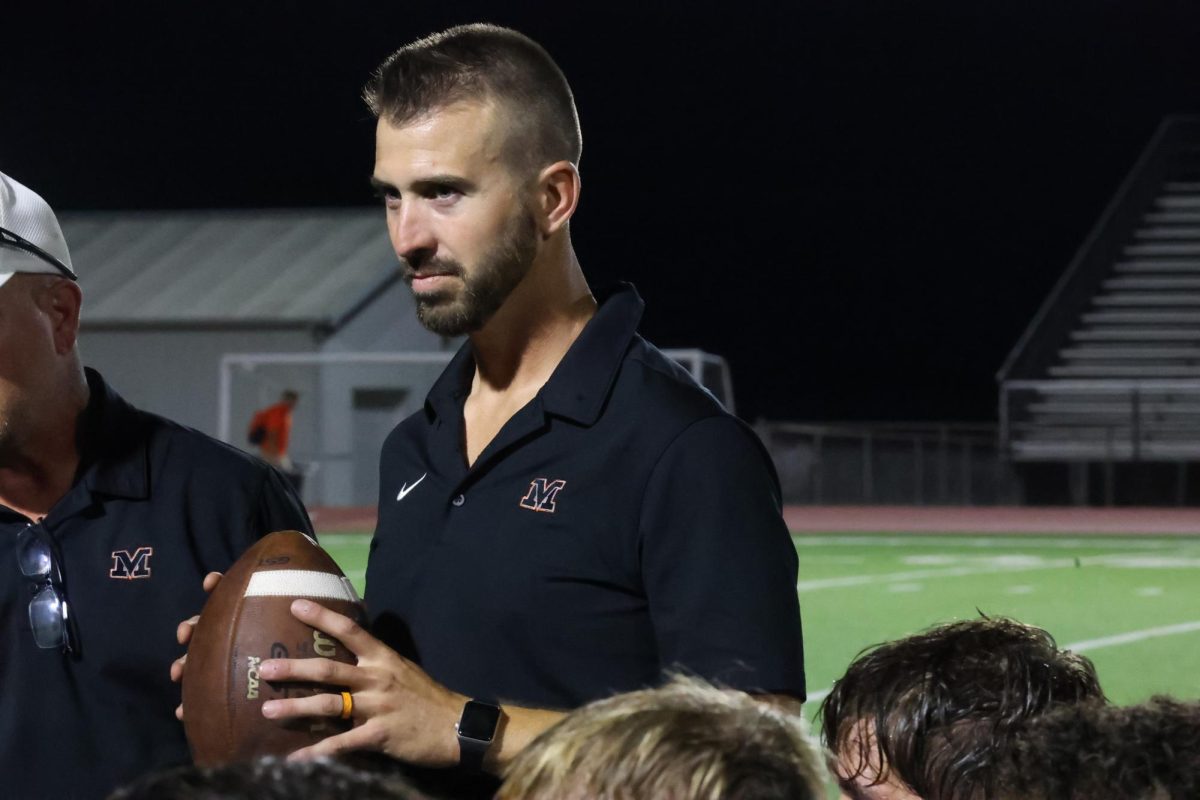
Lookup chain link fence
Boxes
[755,421,1021,505]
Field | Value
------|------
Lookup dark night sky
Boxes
[4,1,1199,422]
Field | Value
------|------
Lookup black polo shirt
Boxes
[0,369,312,800]
[367,281,804,705]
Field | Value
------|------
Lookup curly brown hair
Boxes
[998,696,1200,800]
[820,615,1105,800]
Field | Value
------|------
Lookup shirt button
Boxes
[451,494,465,507]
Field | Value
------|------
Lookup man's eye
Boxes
[429,185,460,200]
[373,188,400,206]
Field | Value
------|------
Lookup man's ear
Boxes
[535,160,581,237]
[36,278,83,355]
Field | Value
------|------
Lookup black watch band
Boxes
[456,699,502,772]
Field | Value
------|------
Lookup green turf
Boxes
[795,534,1200,706]
[319,530,1200,706]
[319,533,371,595]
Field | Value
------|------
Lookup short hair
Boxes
[363,23,582,171]
[497,676,827,800]
[998,696,1200,800]
[821,616,1105,800]
[281,389,299,402]
[106,757,429,800]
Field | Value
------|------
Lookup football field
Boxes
[320,531,1200,707]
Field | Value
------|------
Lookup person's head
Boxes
[363,24,583,337]
[281,389,299,408]
[107,756,430,800]
[0,172,86,459]
[497,675,827,800]
[997,696,1200,800]
[820,616,1105,800]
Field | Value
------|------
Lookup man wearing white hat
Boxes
[0,172,314,798]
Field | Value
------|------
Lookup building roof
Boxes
[59,208,399,332]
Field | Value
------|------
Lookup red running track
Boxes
[310,505,1200,536]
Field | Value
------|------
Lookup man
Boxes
[821,616,1105,800]
[247,389,299,472]
[997,696,1200,800]
[226,23,804,798]
[497,676,827,800]
[0,171,312,799]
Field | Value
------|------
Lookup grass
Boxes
[320,530,1200,705]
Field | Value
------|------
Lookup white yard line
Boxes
[794,535,1193,551]
[796,560,1073,591]
[797,547,1200,592]
[1065,620,1200,652]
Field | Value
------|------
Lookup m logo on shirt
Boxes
[520,479,567,513]
[110,547,154,579]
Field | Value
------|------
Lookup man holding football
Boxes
[178,24,804,798]
[0,171,313,799]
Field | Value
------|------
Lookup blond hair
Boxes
[498,676,826,800]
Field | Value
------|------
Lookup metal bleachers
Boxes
[999,118,1200,465]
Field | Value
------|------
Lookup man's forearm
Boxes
[483,705,567,774]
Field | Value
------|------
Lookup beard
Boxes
[0,397,31,469]
[405,207,540,338]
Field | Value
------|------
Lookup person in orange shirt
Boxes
[248,389,299,472]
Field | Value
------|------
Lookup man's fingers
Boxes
[202,571,223,593]
[170,572,226,696]
[176,615,200,646]
[170,654,187,683]
[261,691,351,721]
[259,656,360,688]
[175,571,221,648]
[286,724,386,762]
[175,703,184,721]
[288,600,377,658]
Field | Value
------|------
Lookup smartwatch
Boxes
[456,699,502,772]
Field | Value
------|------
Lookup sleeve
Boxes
[639,415,805,699]
[249,464,315,541]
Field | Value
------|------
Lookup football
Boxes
[182,530,364,765]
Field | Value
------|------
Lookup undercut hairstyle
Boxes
[107,756,429,800]
[820,616,1105,800]
[998,696,1200,800]
[364,24,582,172]
[498,676,827,800]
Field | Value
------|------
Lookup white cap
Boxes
[0,172,75,289]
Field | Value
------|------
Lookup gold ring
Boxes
[340,691,353,720]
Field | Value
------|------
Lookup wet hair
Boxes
[498,675,826,800]
[998,696,1200,800]
[106,757,429,800]
[820,615,1105,800]
[363,24,582,172]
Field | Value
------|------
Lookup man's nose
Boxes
[390,203,437,263]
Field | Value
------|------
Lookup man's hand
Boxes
[170,571,223,720]
[258,599,467,766]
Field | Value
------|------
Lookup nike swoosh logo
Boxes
[397,473,427,501]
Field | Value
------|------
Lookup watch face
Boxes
[458,700,501,742]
